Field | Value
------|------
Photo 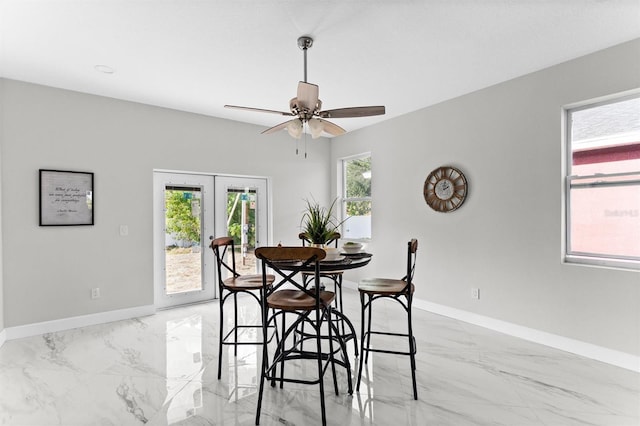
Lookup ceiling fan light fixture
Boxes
[308,118,324,139]
[286,119,303,139]
[224,35,385,144]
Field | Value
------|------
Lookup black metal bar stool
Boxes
[254,246,352,426]
[356,239,418,400]
[210,236,275,380]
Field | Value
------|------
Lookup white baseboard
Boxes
[4,305,156,341]
[0,328,6,349]
[342,280,639,373]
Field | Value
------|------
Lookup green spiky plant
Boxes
[300,197,346,245]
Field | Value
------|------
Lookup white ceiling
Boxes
[2,0,639,136]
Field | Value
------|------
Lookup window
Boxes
[566,94,640,269]
[341,154,371,239]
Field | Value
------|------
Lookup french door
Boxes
[154,172,215,308]
[214,176,269,276]
[154,172,269,308]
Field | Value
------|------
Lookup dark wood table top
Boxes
[271,252,372,272]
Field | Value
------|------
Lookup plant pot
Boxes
[323,247,340,260]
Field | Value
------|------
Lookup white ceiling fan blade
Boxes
[225,105,295,116]
[261,119,298,135]
[320,120,346,136]
[319,106,385,118]
[297,82,319,111]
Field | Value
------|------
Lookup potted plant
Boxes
[300,197,345,246]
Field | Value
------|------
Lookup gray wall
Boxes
[1,80,331,327]
[332,39,640,356]
[1,40,638,358]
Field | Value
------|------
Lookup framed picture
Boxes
[39,169,94,226]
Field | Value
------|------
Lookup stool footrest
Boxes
[361,331,417,356]
[221,324,276,345]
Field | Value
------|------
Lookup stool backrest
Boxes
[210,236,239,283]
[298,232,340,248]
[255,246,326,300]
[403,239,418,291]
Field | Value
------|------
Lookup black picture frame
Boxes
[39,169,94,226]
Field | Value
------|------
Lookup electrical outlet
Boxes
[471,288,480,300]
[91,288,101,299]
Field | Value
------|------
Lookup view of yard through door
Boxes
[165,247,256,294]
[165,186,258,294]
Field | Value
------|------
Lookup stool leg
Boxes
[365,296,373,364]
[407,295,418,400]
[270,307,279,345]
[299,312,305,353]
[331,317,353,394]
[233,292,238,357]
[336,274,358,357]
[315,305,327,426]
[356,292,366,392]
[255,287,269,425]
[327,307,339,396]
[217,290,225,380]
[336,275,345,336]
[279,312,286,389]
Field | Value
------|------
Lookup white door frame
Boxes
[153,171,215,308]
[154,171,271,308]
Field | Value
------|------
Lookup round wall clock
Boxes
[424,166,468,212]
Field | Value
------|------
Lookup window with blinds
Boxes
[566,95,640,269]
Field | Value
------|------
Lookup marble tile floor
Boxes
[0,288,638,426]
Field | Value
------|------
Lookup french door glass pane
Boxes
[164,187,203,295]
[226,187,257,275]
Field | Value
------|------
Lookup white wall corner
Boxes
[4,305,156,341]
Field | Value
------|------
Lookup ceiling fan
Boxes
[225,36,385,139]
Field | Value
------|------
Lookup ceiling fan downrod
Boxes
[297,36,313,83]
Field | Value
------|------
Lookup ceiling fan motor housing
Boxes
[289,97,322,119]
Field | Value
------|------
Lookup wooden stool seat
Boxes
[359,278,415,295]
[267,289,335,311]
[223,274,274,290]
